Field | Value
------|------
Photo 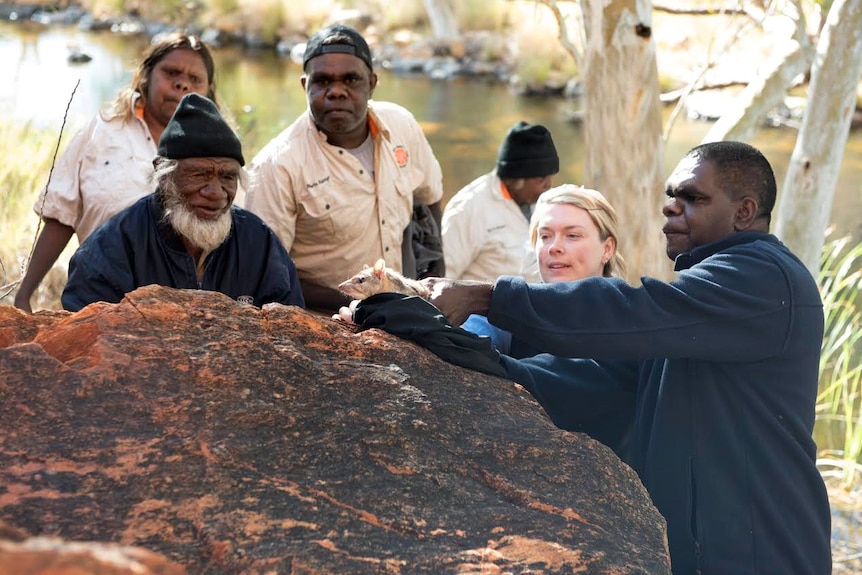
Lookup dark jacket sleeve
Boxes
[501,354,638,461]
[354,293,507,378]
[489,244,810,362]
[61,221,134,312]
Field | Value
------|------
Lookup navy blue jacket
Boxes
[62,194,305,311]
[463,315,637,462]
[494,232,830,575]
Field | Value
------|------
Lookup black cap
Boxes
[496,121,559,179]
[157,93,244,166]
[303,24,373,71]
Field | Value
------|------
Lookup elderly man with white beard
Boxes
[61,93,305,312]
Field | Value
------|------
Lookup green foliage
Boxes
[516,54,553,85]
[657,72,681,94]
[513,18,577,86]
[815,234,862,491]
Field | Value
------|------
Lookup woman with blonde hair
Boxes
[464,184,627,354]
[463,184,635,461]
[529,184,626,282]
[15,33,220,312]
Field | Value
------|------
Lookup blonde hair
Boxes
[529,184,627,279]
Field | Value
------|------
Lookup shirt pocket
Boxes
[395,160,427,198]
[296,189,337,243]
[298,183,377,245]
[486,226,525,252]
[481,228,526,272]
[79,142,152,222]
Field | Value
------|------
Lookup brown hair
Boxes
[103,33,217,122]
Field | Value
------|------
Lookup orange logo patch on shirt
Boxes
[393,146,409,167]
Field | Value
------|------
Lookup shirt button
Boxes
[325,204,330,210]
[385,247,390,252]
[359,169,364,175]
[339,150,344,154]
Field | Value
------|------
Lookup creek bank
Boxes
[1,0,837,125]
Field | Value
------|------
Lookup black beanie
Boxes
[157,93,245,166]
[496,121,559,179]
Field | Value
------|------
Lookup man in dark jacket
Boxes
[62,93,304,312]
[411,141,831,574]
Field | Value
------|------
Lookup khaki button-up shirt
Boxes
[37,94,156,242]
[442,171,535,281]
[245,101,443,289]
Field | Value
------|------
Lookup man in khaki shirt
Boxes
[442,121,559,281]
[245,24,444,312]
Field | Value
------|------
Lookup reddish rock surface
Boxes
[0,286,669,574]
[0,520,187,575]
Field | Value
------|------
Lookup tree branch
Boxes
[653,3,750,16]
[535,0,584,71]
[662,2,769,139]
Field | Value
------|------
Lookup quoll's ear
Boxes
[373,258,386,279]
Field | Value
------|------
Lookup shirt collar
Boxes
[499,178,512,200]
[132,91,144,120]
[673,231,777,271]
[366,102,388,141]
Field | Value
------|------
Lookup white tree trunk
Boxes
[423,0,460,40]
[582,0,668,280]
[702,36,814,143]
[775,0,862,276]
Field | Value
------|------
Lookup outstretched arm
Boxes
[422,277,494,327]
[61,244,128,312]
[14,218,74,312]
[300,279,353,314]
[502,353,639,461]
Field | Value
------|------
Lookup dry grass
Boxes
[0,121,74,310]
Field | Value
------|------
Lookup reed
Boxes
[815,233,862,492]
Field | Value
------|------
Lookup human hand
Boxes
[13,292,32,314]
[419,277,494,327]
[332,299,360,324]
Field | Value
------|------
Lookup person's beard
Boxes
[160,178,233,254]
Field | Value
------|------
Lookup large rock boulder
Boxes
[0,520,187,575]
[0,286,669,574]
